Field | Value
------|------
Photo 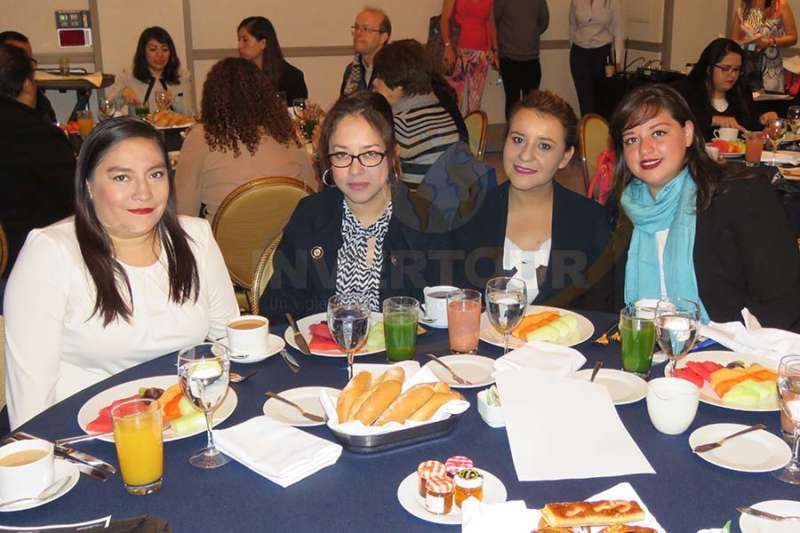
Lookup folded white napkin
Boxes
[700,308,800,365]
[461,499,539,533]
[497,369,655,481]
[761,150,800,165]
[215,416,342,488]
[493,341,586,376]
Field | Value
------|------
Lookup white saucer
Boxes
[689,423,792,472]
[740,500,800,532]
[0,459,79,512]
[574,369,648,405]
[423,355,496,389]
[230,334,285,364]
[262,386,339,427]
[397,468,507,525]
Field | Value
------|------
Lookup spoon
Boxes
[0,476,71,509]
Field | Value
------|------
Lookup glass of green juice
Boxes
[383,296,419,362]
[620,304,656,378]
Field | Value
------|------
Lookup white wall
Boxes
[670,0,729,71]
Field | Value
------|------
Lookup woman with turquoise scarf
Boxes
[609,84,800,332]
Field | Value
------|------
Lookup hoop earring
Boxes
[321,168,337,188]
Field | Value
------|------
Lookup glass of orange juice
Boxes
[76,109,94,139]
[447,289,482,353]
[111,398,163,495]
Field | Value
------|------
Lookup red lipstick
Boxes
[128,208,154,215]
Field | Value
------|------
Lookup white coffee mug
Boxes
[713,127,739,141]
[0,439,55,502]
[421,286,458,328]
[226,315,270,360]
[646,377,700,434]
[704,145,720,161]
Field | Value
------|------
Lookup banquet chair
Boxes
[248,233,283,315]
[578,113,611,196]
[212,177,309,311]
[0,223,8,279]
[464,110,488,161]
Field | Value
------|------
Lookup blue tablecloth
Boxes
[1,312,796,532]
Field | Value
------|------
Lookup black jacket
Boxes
[260,186,443,322]
[673,78,761,141]
[278,60,308,104]
[452,181,613,310]
[0,96,75,269]
[612,175,800,331]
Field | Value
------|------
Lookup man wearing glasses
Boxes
[340,8,391,95]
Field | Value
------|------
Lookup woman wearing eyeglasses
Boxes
[259,92,433,321]
[674,38,776,140]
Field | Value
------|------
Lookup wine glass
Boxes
[485,277,527,355]
[98,98,115,121]
[788,106,800,135]
[154,90,169,112]
[775,354,800,484]
[292,98,307,119]
[766,117,787,165]
[177,342,231,469]
[327,293,371,381]
[654,298,699,364]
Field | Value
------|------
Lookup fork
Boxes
[424,353,474,386]
[737,506,800,521]
[230,370,258,384]
[264,392,325,422]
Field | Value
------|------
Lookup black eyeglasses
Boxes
[713,64,742,75]
[328,150,386,168]
[351,24,383,34]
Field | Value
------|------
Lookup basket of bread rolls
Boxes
[320,362,470,453]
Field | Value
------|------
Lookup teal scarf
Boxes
[621,167,710,323]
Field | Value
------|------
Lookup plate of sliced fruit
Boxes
[707,139,745,159]
[666,351,779,412]
[479,305,594,349]
[283,312,386,357]
[77,375,238,442]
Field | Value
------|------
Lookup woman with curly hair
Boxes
[237,16,308,103]
[175,57,316,219]
[114,26,193,115]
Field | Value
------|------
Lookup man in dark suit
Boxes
[0,44,75,270]
[0,31,57,123]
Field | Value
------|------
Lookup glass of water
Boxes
[485,277,527,354]
[774,354,800,484]
[177,342,231,469]
[654,298,699,363]
[327,293,371,381]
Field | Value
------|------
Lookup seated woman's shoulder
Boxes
[176,214,213,240]
[556,182,609,218]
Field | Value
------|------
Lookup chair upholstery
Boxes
[248,233,283,315]
[0,223,8,279]
[211,177,308,296]
[464,110,488,161]
[578,113,611,195]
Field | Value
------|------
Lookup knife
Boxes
[15,431,116,476]
[4,434,109,481]
[280,348,300,373]
[286,313,311,355]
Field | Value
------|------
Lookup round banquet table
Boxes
[1,311,796,532]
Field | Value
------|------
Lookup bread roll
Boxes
[375,366,405,384]
[374,384,435,425]
[541,500,645,528]
[408,391,462,421]
[352,380,402,425]
[599,526,656,533]
[432,382,451,393]
[336,371,372,422]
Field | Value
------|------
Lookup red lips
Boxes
[128,208,154,215]
[513,164,537,174]
[639,159,662,170]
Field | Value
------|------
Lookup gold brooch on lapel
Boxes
[310,246,324,260]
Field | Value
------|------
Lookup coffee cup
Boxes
[713,127,739,141]
[421,286,458,328]
[226,315,270,360]
[704,144,720,161]
[0,439,54,502]
[646,377,700,434]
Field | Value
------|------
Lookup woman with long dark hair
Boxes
[175,58,316,220]
[237,16,308,103]
[675,38,775,139]
[4,117,239,428]
[115,26,193,114]
[609,84,800,331]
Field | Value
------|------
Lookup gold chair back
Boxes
[464,110,488,160]
[248,233,283,315]
[0,223,8,279]
[212,177,308,290]
[578,113,611,195]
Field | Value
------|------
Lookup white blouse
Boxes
[112,68,194,116]
[3,216,239,429]
[569,0,625,65]
[503,237,551,304]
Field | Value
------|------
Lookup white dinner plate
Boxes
[720,151,745,159]
[740,500,800,532]
[283,312,385,357]
[422,355,496,389]
[574,368,648,405]
[262,387,339,427]
[479,305,594,349]
[0,459,79,512]
[396,468,507,525]
[77,375,238,443]
[230,334,285,364]
[665,351,779,412]
[689,423,792,473]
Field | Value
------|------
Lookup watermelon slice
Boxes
[686,361,712,382]
[672,367,703,388]
[309,336,341,352]
[308,322,332,341]
[86,393,141,432]
[701,361,723,374]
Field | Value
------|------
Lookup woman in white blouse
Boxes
[3,117,239,429]
[569,0,624,115]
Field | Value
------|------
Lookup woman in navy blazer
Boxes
[453,90,611,309]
